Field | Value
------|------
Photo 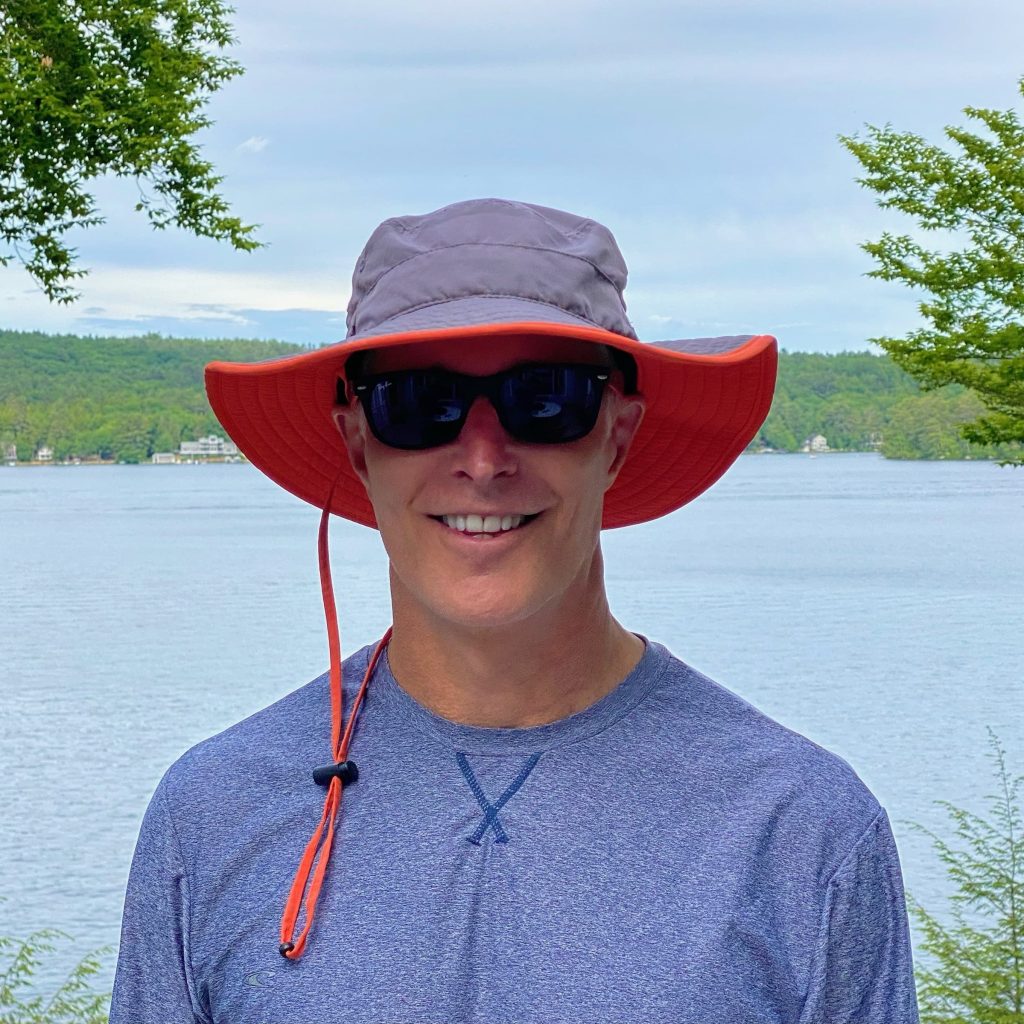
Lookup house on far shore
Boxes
[3,443,15,466]
[179,434,239,459]
[35,445,54,462]
[800,434,829,453]
[151,452,178,464]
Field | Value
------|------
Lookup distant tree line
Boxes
[0,331,302,463]
[759,350,1022,461]
[0,330,1021,464]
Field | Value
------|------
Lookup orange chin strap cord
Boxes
[278,487,392,960]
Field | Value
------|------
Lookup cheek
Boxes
[362,445,420,508]
[362,460,425,552]
[554,448,613,517]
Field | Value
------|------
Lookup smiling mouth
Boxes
[429,512,542,535]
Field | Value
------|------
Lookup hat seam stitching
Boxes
[356,293,631,338]
[354,241,626,329]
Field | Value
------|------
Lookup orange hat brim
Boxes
[205,321,777,530]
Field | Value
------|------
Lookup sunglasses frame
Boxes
[346,361,616,451]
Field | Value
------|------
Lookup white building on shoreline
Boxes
[179,435,239,458]
[801,434,830,453]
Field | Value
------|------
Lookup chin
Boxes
[425,588,547,631]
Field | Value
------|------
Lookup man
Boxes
[111,197,920,1022]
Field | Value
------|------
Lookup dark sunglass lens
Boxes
[500,366,605,443]
[364,371,467,449]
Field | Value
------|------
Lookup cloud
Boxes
[179,303,258,326]
[616,208,883,285]
[3,0,1015,358]
[73,265,344,319]
[228,0,1024,90]
[0,263,347,338]
[74,307,346,347]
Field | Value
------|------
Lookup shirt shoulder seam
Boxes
[157,783,212,1024]
[825,801,886,890]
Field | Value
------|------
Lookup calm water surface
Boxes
[1,454,1021,992]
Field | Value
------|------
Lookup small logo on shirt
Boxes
[244,967,278,989]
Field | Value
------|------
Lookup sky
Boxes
[3,0,1024,353]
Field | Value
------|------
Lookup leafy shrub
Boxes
[0,925,110,1024]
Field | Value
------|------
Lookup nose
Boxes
[449,396,519,482]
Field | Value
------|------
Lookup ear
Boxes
[605,392,646,485]
[332,404,371,491]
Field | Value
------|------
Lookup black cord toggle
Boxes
[279,942,295,957]
[312,759,358,787]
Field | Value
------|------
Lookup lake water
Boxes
[1,454,1022,995]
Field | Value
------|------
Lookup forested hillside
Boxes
[758,351,1020,460]
[0,330,1020,463]
[0,331,304,463]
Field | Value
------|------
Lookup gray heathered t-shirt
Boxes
[110,636,920,1023]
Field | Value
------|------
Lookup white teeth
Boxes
[441,514,527,534]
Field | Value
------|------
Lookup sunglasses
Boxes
[346,362,615,450]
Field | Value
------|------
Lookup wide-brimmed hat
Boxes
[205,198,777,528]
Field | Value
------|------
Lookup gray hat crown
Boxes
[345,198,638,341]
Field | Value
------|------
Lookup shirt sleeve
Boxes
[109,780,211,1024]
[798,806,920,1024]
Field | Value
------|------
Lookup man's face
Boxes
[333,334,645,632]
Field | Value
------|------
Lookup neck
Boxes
[385,557,644,728]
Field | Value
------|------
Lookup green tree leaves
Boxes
[840,77,1024,463]
[0,915,111,1023]
[906,730,1023,1023]
[0,0,261,303]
